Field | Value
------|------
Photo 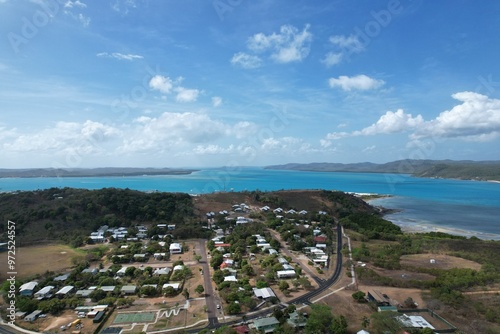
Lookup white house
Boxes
[169,243,183,254]
[276,270,296,279]
[19,282,38,296]
[34,286,54,299]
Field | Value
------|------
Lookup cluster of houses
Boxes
[89,224,177,243]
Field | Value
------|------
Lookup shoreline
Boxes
[364,195,500,241]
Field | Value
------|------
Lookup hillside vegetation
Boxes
[0,188,378,246]
[0,187,196,245]
[266,159,500,181]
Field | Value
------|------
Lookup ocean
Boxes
[1,167,499,240]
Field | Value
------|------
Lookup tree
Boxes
[352,290,366,302]
[211,253,224,270]
[330,315,348,334]
[279,281,290,294]
[305,304,333,334]
[182,288,190,300]
[140,286,158,297]
[292,279,301,290]
[194,255,202,262]
[195,284,205,295]
[227,302,241,315]
[361,316,370,328]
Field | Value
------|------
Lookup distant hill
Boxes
[265,160,500,181]
[0,167,196,178]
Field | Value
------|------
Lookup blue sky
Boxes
[1,0,500,168]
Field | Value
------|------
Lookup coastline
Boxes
[364,196,500,241]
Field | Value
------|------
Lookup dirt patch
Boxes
[401,254,482,271]
[369,265,436,281]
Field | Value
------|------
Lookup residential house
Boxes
[55,286,74,298]
[252,316,280,333]
[276,270,296,279]
[252,287,276,299]
[24,310,43,322]
[34,285,54,299]
[169,243,183,254]
[153,268,171,276]
[287,311,307,329]
[19,282,38,296]
[121,285,137,295]
[162,283,180,291]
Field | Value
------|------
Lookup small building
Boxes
[99,286,116,292]
[53,273,69,282]
[75,289,93,298]
[153,268,171,276]
[56,285,75,298]
[287,311,307,328]
[34,285,54,299]
[224,275,238,282]
[121,285,137,295]
[19,281,38,296]
[173,265,184,272]
[169,243,183,254]
[82,268,98,275]
[93,311,106,323]
[367,290,390,306]
[252,287,276,299]
[397,314,435,330]
[162,283,180,291]
[24,310,43,322]
[357,330,370,334]
[276,270,296,279]
[252,316,280,333]
[116,267,128,276]
[167,224,176,230]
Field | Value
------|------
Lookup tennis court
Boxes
[113,312,156,324]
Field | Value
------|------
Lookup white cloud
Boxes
[119,112,228,153]
[149,75,174,94]
[212,96,222,107]
[321,52,343,67]
[3,121,119,153]
[64,0,86,8]
[354,109,424,136]
[322,34,365,66]
[247,24,312,63]
[328,74,385,91]
[149,75,198,102]
[325,92,500,144]
[362,145,376,152]
[64,10,91,27]
[111,0,138,15]
[231,52,262,69]
[175,87,200,103]
[329,34,364,52]
[97,52,143,61]
[413,91,500,141]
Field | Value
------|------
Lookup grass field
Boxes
[113,312,156,324]
[0,244,85,281]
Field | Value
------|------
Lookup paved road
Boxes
[196,239,219,328]
[289,223,344,305]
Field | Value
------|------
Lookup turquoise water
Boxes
[1,167,499,239]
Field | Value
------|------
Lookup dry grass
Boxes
[400,253,482,271]
[0,244,85,281]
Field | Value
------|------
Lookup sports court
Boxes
[113,312,156,324]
